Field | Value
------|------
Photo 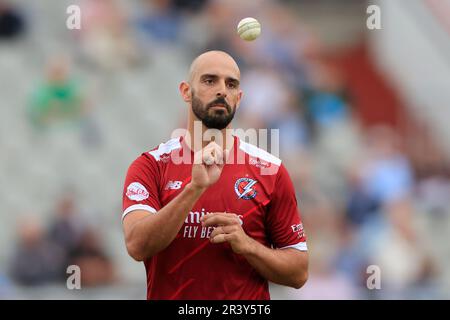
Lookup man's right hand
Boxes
[191,141,229,190]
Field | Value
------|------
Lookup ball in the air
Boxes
[237,17,261,41]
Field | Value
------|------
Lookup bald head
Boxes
[188,50,240,84]
[180,50,243,130]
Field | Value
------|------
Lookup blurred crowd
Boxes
[1,0,449,299]
[9,191,115,288]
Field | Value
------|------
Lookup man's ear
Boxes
[236,90,243,109]
[179,81,191,103]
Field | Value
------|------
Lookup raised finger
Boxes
[214,145,223,164]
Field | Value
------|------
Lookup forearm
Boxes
[242,239,308,289]
[127,183,205,260]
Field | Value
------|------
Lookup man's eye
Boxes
[227,83,237,89]
[204,79,214,85]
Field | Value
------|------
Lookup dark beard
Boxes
[191,91,236,130]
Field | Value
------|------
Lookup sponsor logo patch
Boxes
[126,182,149,201]
[165,180,183,190]
[249,157,270,169]
[234,177,258,200]
[291,223,305,239]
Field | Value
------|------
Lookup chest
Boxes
[158,163,273,240]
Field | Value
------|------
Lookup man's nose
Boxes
[216,82,227,98]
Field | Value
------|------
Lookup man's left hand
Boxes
[200,212,255,255]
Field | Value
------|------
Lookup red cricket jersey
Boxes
[122,135,307,300]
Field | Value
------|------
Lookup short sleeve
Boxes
[266,164,307,251]
[122,154,162,221]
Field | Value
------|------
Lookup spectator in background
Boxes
[201,0,240,53]
[28,55,86,130]
[8,198,115,288]
[70,228,116,287]
[303,59,361,173]
[135,0,183,45]
[413,145,450,295]
[270,93,310,156]
[0,1,25,41]
[346,168,381,227]
[47,191,116,287]
[47,192,87,269]
[342,126,437,295]
[356,126,414,211]
[256,2,311,90]
[9,216,65,285]
[415,148,450,218]
[27,55,101,147]
[238,66,309,156]
[304,60,349,135]
[239,66,292,129]
[78,0,139,71]
[344,126,413,260]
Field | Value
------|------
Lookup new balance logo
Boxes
[165,180,183,190]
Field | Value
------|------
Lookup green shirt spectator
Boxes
[28,57,86,130]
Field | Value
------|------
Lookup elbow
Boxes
[291,270,308,289]
[126,239,150,262]
[126,243,146,262]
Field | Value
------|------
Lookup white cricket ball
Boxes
[237,17,261,41]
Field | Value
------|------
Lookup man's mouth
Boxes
[210,104,227,110]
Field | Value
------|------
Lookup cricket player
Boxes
[122,51,308,299]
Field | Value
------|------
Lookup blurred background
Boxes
[0,0,449,299]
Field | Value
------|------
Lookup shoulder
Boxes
[128,136,183,171]
[237,138,283,180]
[235,137,289,198]
[147,136,183,161]
[237,138,282,168]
